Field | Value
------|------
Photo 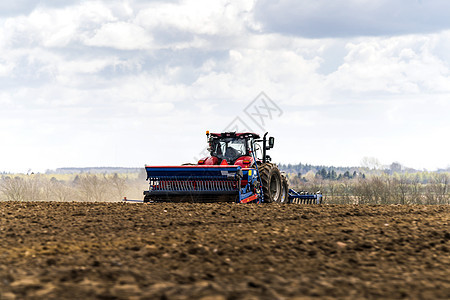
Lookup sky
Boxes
[1,0,450,173]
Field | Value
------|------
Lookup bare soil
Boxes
[0,202,449,299]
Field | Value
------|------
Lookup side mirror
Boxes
[268,137,275,149]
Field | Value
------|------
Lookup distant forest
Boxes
[278,162,450,183]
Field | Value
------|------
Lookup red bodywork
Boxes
[198,156,219,165]
[198,155,254,167]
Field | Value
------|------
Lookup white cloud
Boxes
[136,0,255,36]
[83,22,153,50]
[254,0,450,38]
[0,0,449,172]
[326,34,450,95]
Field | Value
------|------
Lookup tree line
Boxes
[0,172,147,202]
[1,163,449,204]
[286,172,449,205]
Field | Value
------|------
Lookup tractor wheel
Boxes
[259,163,283,203]
[280,174,289,203]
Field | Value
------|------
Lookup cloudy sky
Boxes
[1,0,449,173]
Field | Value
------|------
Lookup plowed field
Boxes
[0,202,449,299]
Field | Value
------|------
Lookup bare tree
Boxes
[107,173,128,201]
[76,175,109,202]
[0,176,28,201]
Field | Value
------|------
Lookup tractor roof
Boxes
[209,132,260,139]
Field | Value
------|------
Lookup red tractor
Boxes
[141,131,321,204]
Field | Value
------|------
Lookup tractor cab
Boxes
[210,137,246,164]
[198,132,268,167]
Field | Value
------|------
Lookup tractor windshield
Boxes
[210,138,247,163]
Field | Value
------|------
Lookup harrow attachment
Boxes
[143,165,246,203]
[288,189,322,204]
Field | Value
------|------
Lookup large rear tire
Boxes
[259,163,284,203]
